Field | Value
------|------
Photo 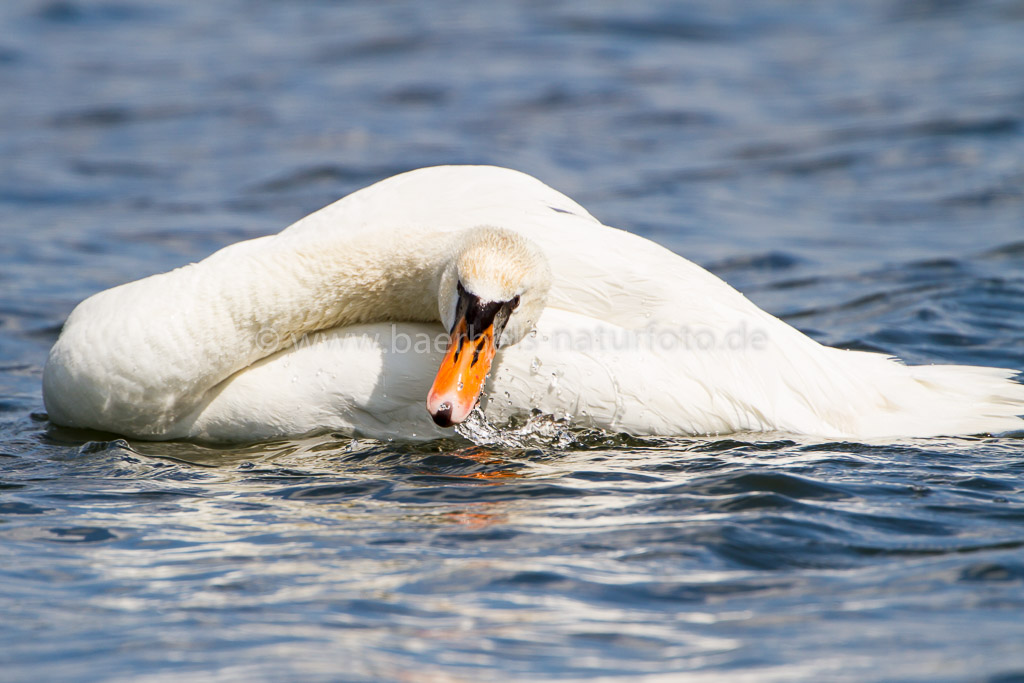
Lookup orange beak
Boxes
[426,317,497,427]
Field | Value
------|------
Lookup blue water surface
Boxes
[2,1,1024,681]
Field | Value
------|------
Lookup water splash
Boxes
[455,408,582,449]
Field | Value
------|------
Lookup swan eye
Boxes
[510,295,521,310]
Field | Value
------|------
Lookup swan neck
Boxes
[262,229,454,346]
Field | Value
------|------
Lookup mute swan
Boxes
[43,165,1024,442]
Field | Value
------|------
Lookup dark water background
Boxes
[2,1,1024,680]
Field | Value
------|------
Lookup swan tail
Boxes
[833,351,1024,438]
[903,363,1024,436]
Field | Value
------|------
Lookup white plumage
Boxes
[43,165,1024,441]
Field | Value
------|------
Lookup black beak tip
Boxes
[431,402,454,428]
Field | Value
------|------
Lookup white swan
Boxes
[43,165,1024,442]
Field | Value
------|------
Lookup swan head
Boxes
[428,227,551,427]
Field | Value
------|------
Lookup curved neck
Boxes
[60,227,461,436]
[201,227,461,380]
[261,227,453,341]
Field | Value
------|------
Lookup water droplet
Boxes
[530,358,542,374]
[457,381,464,391]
